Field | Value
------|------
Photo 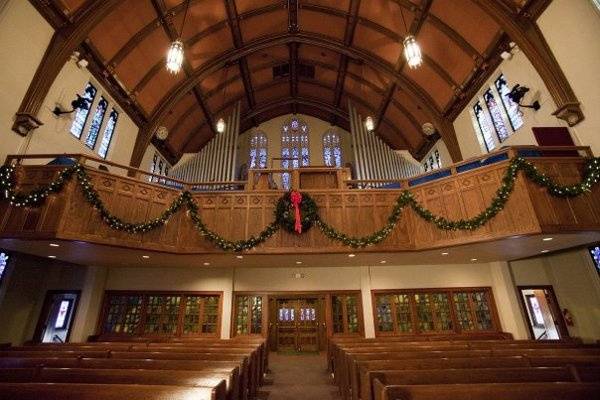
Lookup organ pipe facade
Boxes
[348,102,422,186]
[170,102,241,187]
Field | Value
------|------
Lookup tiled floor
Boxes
[259,352,341,400]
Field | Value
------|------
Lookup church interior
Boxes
[1,0,600,399]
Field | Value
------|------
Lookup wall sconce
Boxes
[52,94,90,117]
[508,84,541,111]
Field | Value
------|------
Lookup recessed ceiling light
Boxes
[542,237,553,242]
[203,262,210,266]
[380,260,387,264]
[348,254,356,258]
[142,255,150,259]
[48,255,56,259]
[236,255,243,259]
[540,250,549,254]
[296,261,302,265]
[49,243,60,247]
[441,252,449,256]
[471,258,478,262]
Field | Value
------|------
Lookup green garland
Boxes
[0,156,598,251]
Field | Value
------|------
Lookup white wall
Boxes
[537,0,600,155]
[510,247,600,342]
[0,0,53,164]
[0,1,139,168]
[236,114,354,171]
[452,0,600,160]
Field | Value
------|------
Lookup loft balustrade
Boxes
[0,146,598,254]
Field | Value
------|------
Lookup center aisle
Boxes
[261,352,342,400]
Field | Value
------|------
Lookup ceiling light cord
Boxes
[180,0,190,39]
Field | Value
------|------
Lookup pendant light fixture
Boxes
[216,118,226,133]
[166,0,190,74]
[364,116,375,132]
[400,6,422,69]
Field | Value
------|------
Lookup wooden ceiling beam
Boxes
[130,32,444,167]
[151,0,217,139]
[224,0,256,126]
[13,0,121,135]
[332,0,361,124]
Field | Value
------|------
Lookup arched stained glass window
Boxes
[70,83,97,139]
[484,89,510,143]
[281,117,310,189]
[98,109,119,159]
[495,74,524,132]
[323,130,342,167]
[85,97,108,149]
[473,102,496,152]
[248,131,268,169]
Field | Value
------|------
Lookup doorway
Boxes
[34,290,80,343]
[518,286,569,340]
[269,296,324,352]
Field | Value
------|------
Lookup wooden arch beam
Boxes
[129,32,448,168]
[13,0,122,135]
[473,0,584,126]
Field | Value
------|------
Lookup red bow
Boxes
[290,191,303,234]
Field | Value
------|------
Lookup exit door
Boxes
[272,297,322,352]
[34,291,80,343]
[518,286,569,340]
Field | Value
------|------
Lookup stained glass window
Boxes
[248,132,268,169]
[590,245,600,273]
[281,117,310,189]
[235,295,264,335]
[85,97,108,149]
[423,149,441,172]
[374,288,496,336]
[70,83,97,139]
[331,294,360,335]
[473,102,497,152]
[101,292,221,337]
[495,74,524,131]
[484,89,510,143]
[0,252,8,286]
[323,130,342,167]
[98,109,118,159]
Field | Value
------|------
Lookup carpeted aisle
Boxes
[260,352,342,400]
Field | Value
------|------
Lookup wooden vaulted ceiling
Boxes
[50,0,540,162]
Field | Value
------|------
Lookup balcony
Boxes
[0,146,599,266]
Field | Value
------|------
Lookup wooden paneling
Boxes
[1,158,599,254]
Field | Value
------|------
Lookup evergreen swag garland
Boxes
[0,156,598,251]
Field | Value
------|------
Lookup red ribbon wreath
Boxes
[290,190,303,234]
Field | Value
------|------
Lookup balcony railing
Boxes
[1,146,598,254]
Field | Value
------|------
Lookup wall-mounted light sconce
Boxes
[508,84,541,111]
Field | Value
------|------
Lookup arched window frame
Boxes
[322,130,343,167]
[248,131,268,169]
[281,117,310,189]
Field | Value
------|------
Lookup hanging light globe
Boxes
[166,39,184,74]
[364,116,375,132]
[216,118,226,134]
[403,35,423,69]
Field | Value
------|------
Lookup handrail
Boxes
[4,145,593,191]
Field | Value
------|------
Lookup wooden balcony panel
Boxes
[524,158,600,231]
[1,155,599,254]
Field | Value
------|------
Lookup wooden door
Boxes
[273,297,321,352]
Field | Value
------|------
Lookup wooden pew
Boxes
[352,356,600,400]
[0,368,234,400]
[0,357,245,400]
[0,348,256,398]
[371,381,600,400]
[0,382,226,400]
[362,366,599,400]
